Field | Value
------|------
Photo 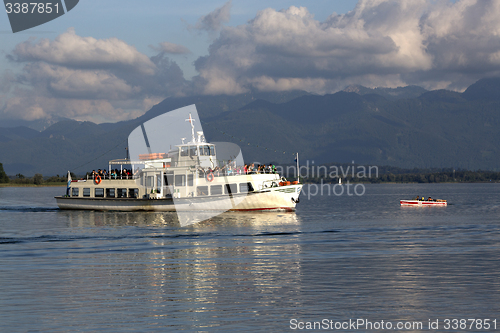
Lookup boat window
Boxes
[239,182,254,193]
[197,186,208,196]
[117,188,127,198]
[224,183,238,195]
[146,176,153,187]
[83,188,90,197]
[211,185,222,195]
[95,188,104,198]
[210,145,216,156]
[106,188,115,198]
[175,175,186,186]
[188,174,193,186]
[189,146,198,157]
[164,173,174,186]
[180,146,189,156]
[128,188,138,198]
[72,188,79,197]
[199,145,210,156]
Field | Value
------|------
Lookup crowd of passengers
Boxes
[86,162,277,180]
[208,162,277,176]
[87,168,137,180]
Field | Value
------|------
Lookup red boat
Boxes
[400,197,447,206]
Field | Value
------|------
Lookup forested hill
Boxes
[1,78,500,176]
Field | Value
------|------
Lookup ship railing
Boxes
[83,158,148,181]
[201,167,279,178]
[261,179,280,189]
[86,173,140,181]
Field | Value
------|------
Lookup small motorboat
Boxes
[400,197,447,206]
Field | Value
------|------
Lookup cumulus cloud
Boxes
[1,29,188,122]
[194,0,232,32]
[1,91,141,122]
[20,62,138,100]
[9,28,156,75]
[193,0,500,94]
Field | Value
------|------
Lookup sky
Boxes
[1,0,499,124]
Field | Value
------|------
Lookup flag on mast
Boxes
[66,171,71,196]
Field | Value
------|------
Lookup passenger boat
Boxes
[55,105,302,224]
[400,198,447,206]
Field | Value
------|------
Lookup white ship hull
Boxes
[400,199,447,206]
[56,184,302,212]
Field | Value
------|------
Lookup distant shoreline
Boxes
[1,182,498,189]
[303,181,500,184]
[298,169,500,184]
[0,183,66,188]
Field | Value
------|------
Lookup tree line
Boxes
[0,163,75,185]
[0,163,8,183]
[299,167,500,184]
[2,161,500,185]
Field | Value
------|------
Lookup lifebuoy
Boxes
[206,172,214,182]
[94,175,102,185]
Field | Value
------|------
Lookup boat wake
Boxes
[0,206,59,213]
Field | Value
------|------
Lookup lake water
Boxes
[1,184,499,332]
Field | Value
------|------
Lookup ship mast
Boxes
[185,113,196,143]
[296,152,299,182]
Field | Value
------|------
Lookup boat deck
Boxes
[400,200,447,206]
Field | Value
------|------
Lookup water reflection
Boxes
[61,210,301,229]
[58,209,304,329]
[61,210,179,227]
[143,237,303,329]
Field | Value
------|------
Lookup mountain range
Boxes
[1,78,500,176]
